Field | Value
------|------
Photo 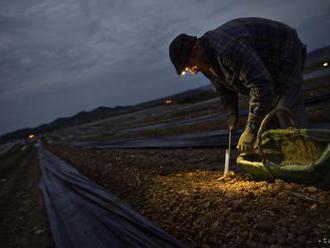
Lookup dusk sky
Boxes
[1,0,330,135]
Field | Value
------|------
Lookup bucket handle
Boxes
[256,107,297,165]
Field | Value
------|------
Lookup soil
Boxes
[0,145,53,248]
[45,143,330,248]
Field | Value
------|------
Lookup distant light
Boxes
[28,134,35,139]
[165,99,173,104]
[323,62,328,67]
[180,71,186,76]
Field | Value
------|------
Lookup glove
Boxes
[237,126,257,153]
[227,114,239,133]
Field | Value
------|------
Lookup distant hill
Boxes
[0,85,217,143]
[1,45,329,143]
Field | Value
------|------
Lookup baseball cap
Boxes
[169,34,197,75]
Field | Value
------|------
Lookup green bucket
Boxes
[237,108,330,189]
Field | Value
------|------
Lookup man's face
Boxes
[185,41,209,75]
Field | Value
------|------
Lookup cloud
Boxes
[0,0,329,135]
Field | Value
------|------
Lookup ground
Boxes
[45,144,330,247]
[1,77,330,247]
[0,145,53,248]
[41,79,330,247]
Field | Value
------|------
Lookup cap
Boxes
[169,34,197,75]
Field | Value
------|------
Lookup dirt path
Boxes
[0,146,53,248]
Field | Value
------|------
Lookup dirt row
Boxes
[46,144,330,248]
[0,146,53,248]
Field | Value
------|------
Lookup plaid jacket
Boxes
[200,17,306,128]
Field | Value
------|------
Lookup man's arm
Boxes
[215,83,239,118]
[203,71,239,117]
[209,77,240,132]
[221,39,276,130]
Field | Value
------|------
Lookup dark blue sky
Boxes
[1,0,330,135]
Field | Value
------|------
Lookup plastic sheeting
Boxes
[68,122,330,150]
[71,129,242,149]
[38,146,185,248]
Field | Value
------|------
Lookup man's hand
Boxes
[237,127,257,152]
[227,114,239,133]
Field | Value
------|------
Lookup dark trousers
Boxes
[272,45,308,128]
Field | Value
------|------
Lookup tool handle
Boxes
[224,149,230,176]
[228,131,232,154]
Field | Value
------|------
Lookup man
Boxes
[169,17,307,152]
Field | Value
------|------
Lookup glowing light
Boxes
[165,99,173,104]
[28,134,35,139]
[180,70,186,76]
[323,62,328,67]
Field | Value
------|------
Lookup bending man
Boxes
[169,17,307,152]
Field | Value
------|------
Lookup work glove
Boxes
[227,114,239,133]
[237,126,257,153]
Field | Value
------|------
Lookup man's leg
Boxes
[275,42,308,128]
[275,82,308,128]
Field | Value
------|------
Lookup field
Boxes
[39,77,330,247]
